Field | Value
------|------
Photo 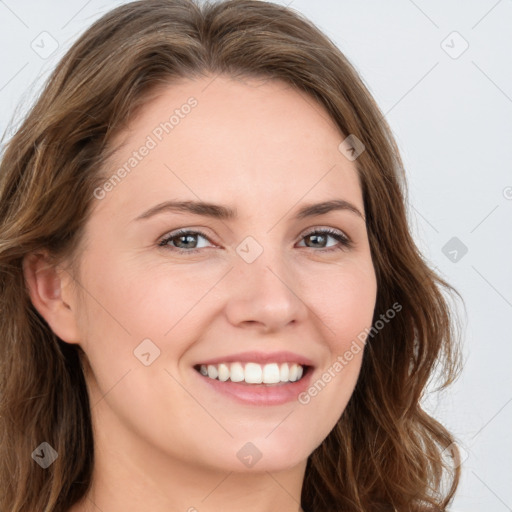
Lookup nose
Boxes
[223,246,309,333]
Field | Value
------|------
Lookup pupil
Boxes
[180,234,196,248]
[309,234,325,247]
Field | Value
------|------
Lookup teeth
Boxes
[230,362,244,382]
[207,365,218,379]
[218,363,229,382]
[262,363,280,384]
[279,362,289,382]
[197,362,306,384]
[289,363,298,382]
[245,362,262,384]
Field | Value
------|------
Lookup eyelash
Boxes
[158,227,352,254]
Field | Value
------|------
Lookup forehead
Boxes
[97,74,363,220]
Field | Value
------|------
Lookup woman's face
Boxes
[66,74,377,474]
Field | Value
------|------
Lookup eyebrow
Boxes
[134,199,365,222]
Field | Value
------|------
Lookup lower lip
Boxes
[194,367,314,406]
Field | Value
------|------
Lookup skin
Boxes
[23,74,377,512]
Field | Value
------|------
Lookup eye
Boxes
[297,228,352,252]
[158,227,352,254]
[158,229,213,254]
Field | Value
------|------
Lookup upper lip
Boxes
[194,351,314,367]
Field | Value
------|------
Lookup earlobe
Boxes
[22,251,81,344]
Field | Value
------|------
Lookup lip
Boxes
[194,350,314,367]
[193,363,314,406]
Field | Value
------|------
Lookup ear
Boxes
[22,251,81,344]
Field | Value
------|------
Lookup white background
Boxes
[0,1,511,510]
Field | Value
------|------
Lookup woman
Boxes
[0,1,463,511]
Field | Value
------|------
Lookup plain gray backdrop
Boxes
[1,1,511,510]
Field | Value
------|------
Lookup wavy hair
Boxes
[0,1,463,510]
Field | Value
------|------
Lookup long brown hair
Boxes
[0,1,463,510]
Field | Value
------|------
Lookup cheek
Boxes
[299,270,374,426]
[74,252,219,383]
[298,258,375,416]
[309,259,377,349]
[76,251,185,335]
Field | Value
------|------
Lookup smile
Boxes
[194,362,305,385]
